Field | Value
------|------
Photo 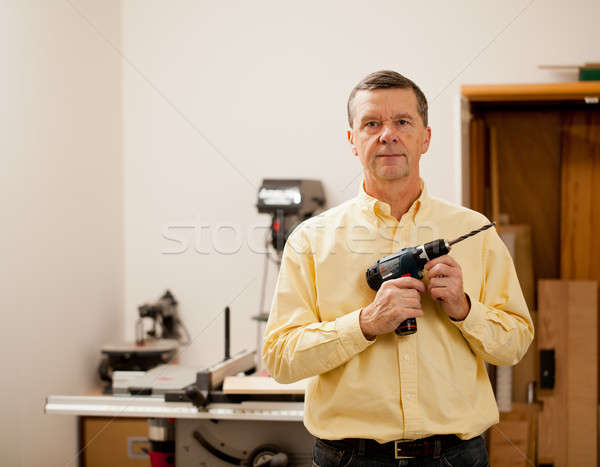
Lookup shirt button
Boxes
[404,354,409,361]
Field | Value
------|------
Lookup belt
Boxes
[319,434,467,459]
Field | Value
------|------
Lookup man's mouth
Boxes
[377,153,405,158]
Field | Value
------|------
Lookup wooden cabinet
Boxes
[461,82,600,466]
[79,417,149,467]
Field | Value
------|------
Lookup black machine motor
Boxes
[257,179,325,252]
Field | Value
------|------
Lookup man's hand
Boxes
[424,255,470,321]
[360,277,426,340]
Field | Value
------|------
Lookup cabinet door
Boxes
[81,417,149,467]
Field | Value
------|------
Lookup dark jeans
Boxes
[312,436,489,467]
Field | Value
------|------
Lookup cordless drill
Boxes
[365,222,495,336]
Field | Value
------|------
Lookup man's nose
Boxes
[378,124,398,144]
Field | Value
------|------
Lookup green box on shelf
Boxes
[579,68,600,81]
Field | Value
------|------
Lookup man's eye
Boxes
[366,121,379,127]
[397,119,409,125]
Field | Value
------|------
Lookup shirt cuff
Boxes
[335,309,375,358]
[450,294,486,336]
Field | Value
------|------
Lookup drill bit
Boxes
[448,222,496,246]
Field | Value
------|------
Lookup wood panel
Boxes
[461,97,472,207]
[566,281,598,466]
[468,117,487,213]
[561,109,600,281]
[223,376,307,394]
[537,281,568,466]
[489,126,500,222]
[462,82,600,102]
[484,110,561,282]
[561,109,600,402]
[537,280,597,466]
[489,420,529,467]
[497,226,535,310]
[489,403,539,467]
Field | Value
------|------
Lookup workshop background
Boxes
[1,0,598,465]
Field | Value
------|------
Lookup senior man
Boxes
[262,70,533,466]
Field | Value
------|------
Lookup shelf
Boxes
[461,82,600,102]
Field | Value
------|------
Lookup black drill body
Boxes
[365,223,495,336]
[366,239,449,335]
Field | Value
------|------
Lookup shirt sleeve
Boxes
[262,229,374,383]
[452,227,534,366]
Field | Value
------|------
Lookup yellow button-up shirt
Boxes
[262,181,533,442]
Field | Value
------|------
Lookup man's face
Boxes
[347,88,431,184]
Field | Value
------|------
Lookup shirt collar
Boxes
[357,179,429,223]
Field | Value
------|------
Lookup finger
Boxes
[399,304,424,316]
[385,276,426,293]
[430,282,464,302]
[424,254,459,271]
[428,263,453,278]
[394,288,422,304]
[429,286,448,302]
[428,276,454,288]
[402,293,422,309]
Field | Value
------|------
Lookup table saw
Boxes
[45,350,314,466]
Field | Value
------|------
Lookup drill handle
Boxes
[394,273,419,336]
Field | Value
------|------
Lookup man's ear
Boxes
[421,126,432,154]
[347,128,358,156]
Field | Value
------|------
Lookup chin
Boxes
[376,169,409,181]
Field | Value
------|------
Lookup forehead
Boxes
[353,88,419,119]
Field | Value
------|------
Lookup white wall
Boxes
[0,1,123,466]
[121,0,598,366]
